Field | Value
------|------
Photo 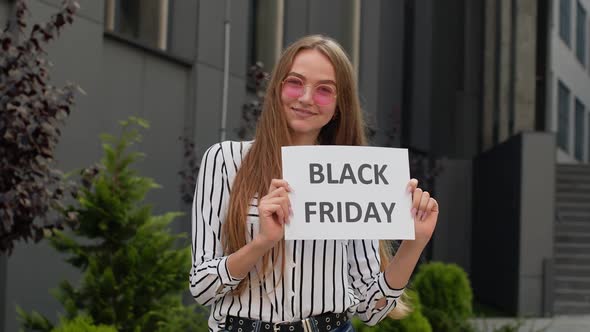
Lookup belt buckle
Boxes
[301,318,313,332]
[273,323,281,332]
[274,317,313,332]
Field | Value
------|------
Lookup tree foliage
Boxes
[0,0,82,254]
[19,117,208,332]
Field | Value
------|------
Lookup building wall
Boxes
[548,0,590,163]
[0,0,251,330]
[471,132,555,316]
[1,0,560,325]
[431,159,473,273]
[518,133,555,316]
[1,0,400,330]
[481,0,539,152]
[405,0,485,276]
[358,0,405,147]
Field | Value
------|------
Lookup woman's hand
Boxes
[381,179,440,291]
[256,179,292,247]
[406,178,439,248]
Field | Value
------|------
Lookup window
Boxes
[557,80,570,151]
[104,0,169,51]
[560,0,572,46]
[249,0,284,73]
[574,98,585,160]
[576,1,586,64]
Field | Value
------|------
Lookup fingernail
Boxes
[411,208,417,217]
[406,186,412,193]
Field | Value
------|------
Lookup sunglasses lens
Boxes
[283,78,304,98]
[313,85,335,105]
[282,77,336,105]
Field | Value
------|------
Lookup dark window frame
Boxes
[557,80,571,151]
[576,0,587,65]
[574,98,585,160]
[560,0,572,46]
[105,0,172,52]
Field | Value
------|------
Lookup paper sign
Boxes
[282,145,415,240]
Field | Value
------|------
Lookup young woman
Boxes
[190,35,439,332]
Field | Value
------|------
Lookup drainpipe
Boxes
[220,0,231,141]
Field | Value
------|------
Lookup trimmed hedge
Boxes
[413,262,474,332]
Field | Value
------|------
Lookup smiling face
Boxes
[281,49,337,145]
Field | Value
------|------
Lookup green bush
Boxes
[413,262,474,332]
[50,315,117,332]
[352,290,432,332]
[18,118,209,332]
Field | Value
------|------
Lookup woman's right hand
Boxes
[256,179,292,247]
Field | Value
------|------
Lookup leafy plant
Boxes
[413,262,474,332]
[0,0,83,254]
[237,62,270,140]
[352,289,432,332]
[18,117,208,332]
[17,311,117,332]
[178,135,199,205]
[50,315,117,332]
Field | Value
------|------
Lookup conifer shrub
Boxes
[51,315,117,332]
[413,262,474,332]
[18,117,208,332]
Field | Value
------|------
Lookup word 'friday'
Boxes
[304,202,396,223]
[309,163,389,185]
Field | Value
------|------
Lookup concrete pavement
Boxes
[471,315,590,332]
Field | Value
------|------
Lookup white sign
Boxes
[282,146,415,240]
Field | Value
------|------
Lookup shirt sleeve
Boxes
[189,142,244,306]
[347,239,405,326]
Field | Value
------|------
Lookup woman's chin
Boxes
[287,124,322,141]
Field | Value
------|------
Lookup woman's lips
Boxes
[292,107,316,118]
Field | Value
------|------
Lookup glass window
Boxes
[576,1,586,64]
[557,80,570,151]
[104,0,170,51]
[574,98,585,160]
[560,0,572,46]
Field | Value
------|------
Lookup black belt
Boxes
[225,312,348,332]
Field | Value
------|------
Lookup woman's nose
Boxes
[298,86,314,105]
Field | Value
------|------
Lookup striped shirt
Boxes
[189,141,404,331]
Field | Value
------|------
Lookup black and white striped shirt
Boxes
[189,141,404,331]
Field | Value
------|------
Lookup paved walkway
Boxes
[471,315,590,332]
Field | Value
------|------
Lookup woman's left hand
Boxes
[406,178,439,247]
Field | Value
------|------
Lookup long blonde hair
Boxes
[222,35,409,319]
